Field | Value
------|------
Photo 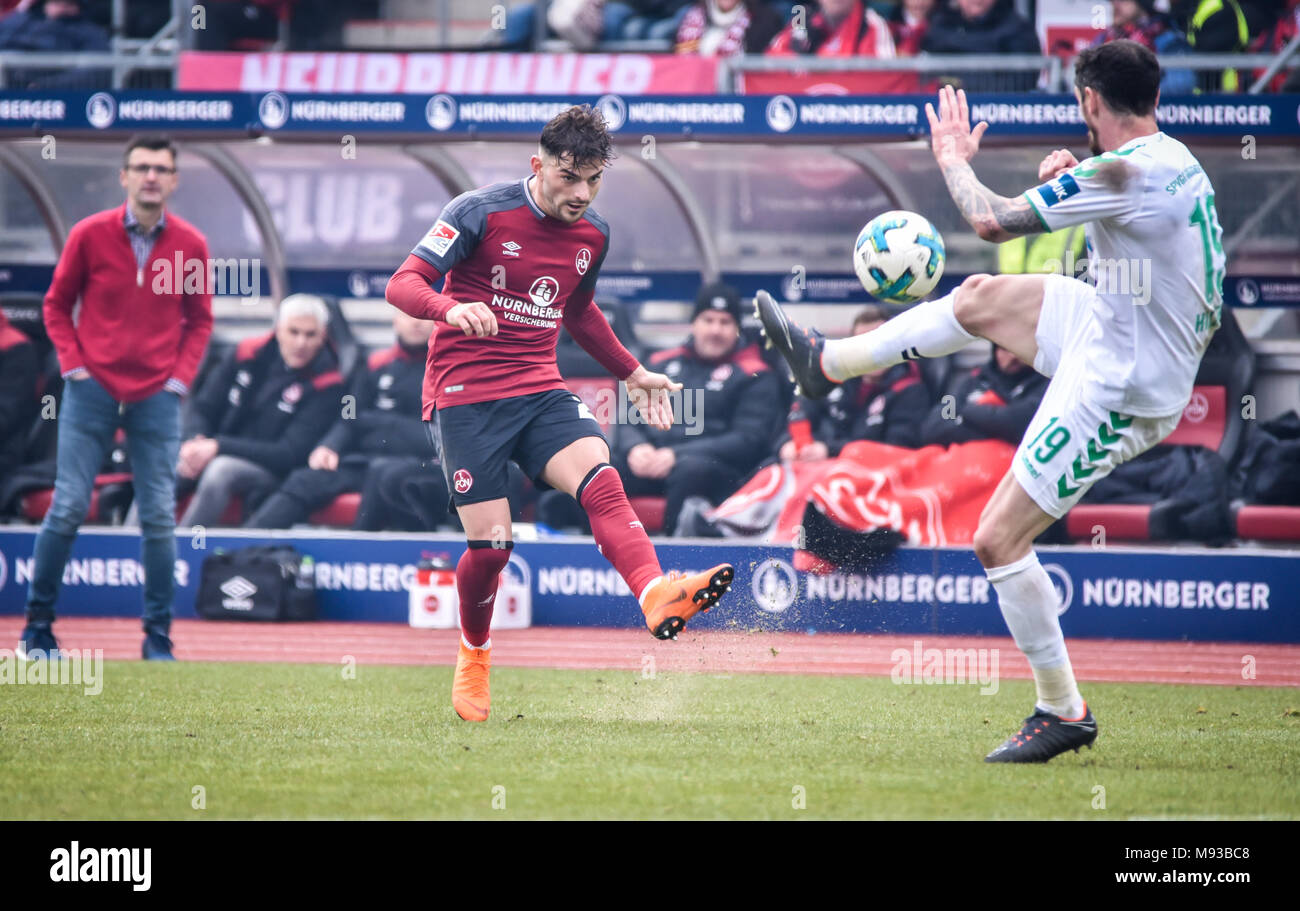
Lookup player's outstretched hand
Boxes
[925,85,988,168]
[624,365,683,432]
[446,301,498,337]
[1038,148,1080,182]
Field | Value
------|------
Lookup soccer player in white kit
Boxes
[755,40,1225,762]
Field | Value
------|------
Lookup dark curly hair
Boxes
[539,105,615,170]
[1074,40,1161,117]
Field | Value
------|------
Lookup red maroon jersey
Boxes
[404,177,627,416]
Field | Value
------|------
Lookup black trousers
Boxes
[244,456,449,531]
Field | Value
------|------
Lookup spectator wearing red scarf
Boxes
[768,0,897,57]
[890,0,935,55]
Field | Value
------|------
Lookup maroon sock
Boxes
[457,541,511,647]
[578,465,663,601]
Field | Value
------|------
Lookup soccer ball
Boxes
[853,210,946,305]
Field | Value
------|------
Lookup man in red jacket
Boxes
[19,135,213,662]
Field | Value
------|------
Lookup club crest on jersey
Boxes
[502,241,521,257]
[575,248,592,275]
[282,383,302,404]
[529,276,560,306]
[421,220,460,256]
[1036,173,1081,208]
[453,469,473,494]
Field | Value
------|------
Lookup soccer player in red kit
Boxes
[386,105,735,722]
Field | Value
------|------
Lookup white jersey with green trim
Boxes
[1022,131,1225,418]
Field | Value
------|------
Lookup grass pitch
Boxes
[2,662,1297,820]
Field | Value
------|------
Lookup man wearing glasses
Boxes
[19,134,213,661]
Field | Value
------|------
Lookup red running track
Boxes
[2,617,1297,687]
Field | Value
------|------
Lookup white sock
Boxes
[462,634,491,651]
[637,575,664,608]
[821,290,975,381]
[985,551,1085,719]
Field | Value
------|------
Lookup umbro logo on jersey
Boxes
[502,241,522,257]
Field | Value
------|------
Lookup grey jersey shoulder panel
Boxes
[581,206,610,241]
[410,180,528,273]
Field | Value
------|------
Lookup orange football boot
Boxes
[452,641,491,722]
[641,563,735,640]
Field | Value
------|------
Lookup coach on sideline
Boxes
[19,134,213,662]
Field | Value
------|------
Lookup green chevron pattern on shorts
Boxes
[1054,412,1135,500]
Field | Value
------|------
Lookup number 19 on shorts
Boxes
[1028,416,1071,465]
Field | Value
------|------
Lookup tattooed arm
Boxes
[938,159,1045,243]
[926,85,1047,244]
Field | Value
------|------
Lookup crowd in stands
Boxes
[0,0,368,56]
[485,0,1298,88]
[1,0,1296,92]
[5,272,1296,544]
[493,0,1039,58]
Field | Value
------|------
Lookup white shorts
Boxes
[1012,275,1182,519]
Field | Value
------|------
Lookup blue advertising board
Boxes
[1,528,1296,643]
[2,91,1298,140]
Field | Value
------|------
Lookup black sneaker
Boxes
[753,290,839,399]
[984,705,1097,763]
[142,629,176,661]
[17,623,61,661]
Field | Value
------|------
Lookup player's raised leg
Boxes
[450,497,512,722]
[754,273,1047,397]
[540,437,735,641]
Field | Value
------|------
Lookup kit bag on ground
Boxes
[196,545,317,621]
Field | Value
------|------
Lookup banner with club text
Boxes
[176,51,720,95]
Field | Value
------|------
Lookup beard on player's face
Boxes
[1077,87,1105,157]
[533,152,602,223]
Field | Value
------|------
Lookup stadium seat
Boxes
[309,492,361,527]
[1063,310,1255,542]
[20,472,133,524]
[174,493,243,527]
[628,496,667,535]
[1233,504,1300,541]
[1065,504,1152,541]
[1162,385,1227,450]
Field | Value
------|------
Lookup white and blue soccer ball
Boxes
[853,210,946,305]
